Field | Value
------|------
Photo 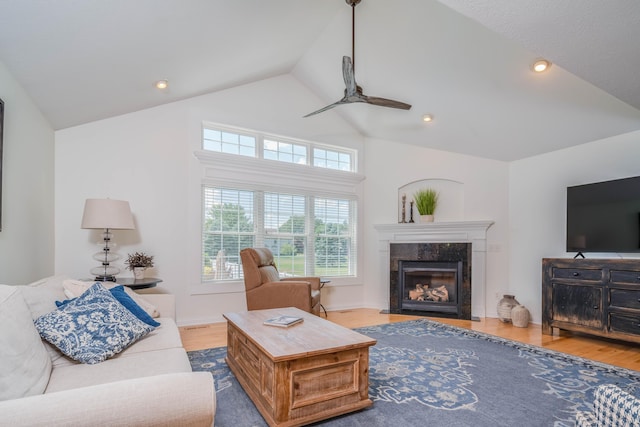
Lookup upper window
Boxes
[264,139,307,165]
[203,128,256,157]
[202,123,355,172]
[313,148,352,171]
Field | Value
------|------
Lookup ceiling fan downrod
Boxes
[347,0,361,73]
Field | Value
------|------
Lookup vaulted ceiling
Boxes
[1,0,639,161]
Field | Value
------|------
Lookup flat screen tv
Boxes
[566,176,640,254]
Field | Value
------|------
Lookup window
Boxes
[203,128,255,157]
[264,139,307,165]
[202,123,354,172]
[313,148,352,171]
[201,186,356,281]
[202,188,255,281]
[198,123,363,284]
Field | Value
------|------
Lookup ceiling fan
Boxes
[304,0,412,118]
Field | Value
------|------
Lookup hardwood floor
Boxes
[179,308,640,371]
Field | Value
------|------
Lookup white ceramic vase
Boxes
[133,267,146,280]
[420,214,434,223]
[511,305,530,328]
[497,294,519,322]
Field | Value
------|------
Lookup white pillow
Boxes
[20,275,76,367]
[63,279,160,318]
[0,285,52,401]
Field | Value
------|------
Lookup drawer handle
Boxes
[572,272,580,277]
[593,305,599,310]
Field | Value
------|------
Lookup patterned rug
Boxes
[188,319,640,426]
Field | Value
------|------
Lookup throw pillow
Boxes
[63,279,160,318]
[0,285,52,401]
[20,276,76,368]
[109,286,161,327]
[34,283,155,364]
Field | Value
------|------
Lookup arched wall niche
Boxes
[397,179,464,223]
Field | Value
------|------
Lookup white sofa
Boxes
[0,275,216,426]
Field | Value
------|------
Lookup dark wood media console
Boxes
[542,258,640,344]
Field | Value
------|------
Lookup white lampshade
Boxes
[81,199,135,230]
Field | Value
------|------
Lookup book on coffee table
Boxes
[263,315,304,328]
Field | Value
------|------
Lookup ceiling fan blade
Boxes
[342,56,357,96]
[303,99,348,118]
[365,96,412,110]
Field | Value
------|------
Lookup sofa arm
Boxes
[0,372,215,427]
[135,293,176,320]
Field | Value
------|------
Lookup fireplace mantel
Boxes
[374,220,494,319]
[374,221,494,244]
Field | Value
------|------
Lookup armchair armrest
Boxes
[0,372,215,427]
[282,276,321,291]
[247,281,313,311]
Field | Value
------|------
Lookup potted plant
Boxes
[125,251,154,280]
[413,188,439,222]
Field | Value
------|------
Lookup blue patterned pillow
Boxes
[55,285,161,327]
[34,283,155,364]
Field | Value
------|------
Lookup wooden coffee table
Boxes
[223,307,377,427]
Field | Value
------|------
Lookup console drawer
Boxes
[551,267,602,281]
[609,313,640,336]
[610,270,640,285]
[610,288,640,310]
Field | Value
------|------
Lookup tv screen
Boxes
[566,176,640,254]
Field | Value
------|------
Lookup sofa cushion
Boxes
[45,347,193,393]
[34,283,155,364]
[20,274,70,318]
[0,285,52,401]
[115,318,182,357]
[19,275,76,367]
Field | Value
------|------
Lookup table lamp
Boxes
[81,198,135,281]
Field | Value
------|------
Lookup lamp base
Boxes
[93,275,117,282]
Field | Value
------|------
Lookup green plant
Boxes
[414,188,439,215]
[125,251,154,270]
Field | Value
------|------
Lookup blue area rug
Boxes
[188,319,640,426]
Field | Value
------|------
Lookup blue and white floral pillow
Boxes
[34,282,155,364]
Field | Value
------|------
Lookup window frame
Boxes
[202,121,357,172]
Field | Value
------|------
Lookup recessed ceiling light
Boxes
[532,59,551,73]
[155,79,169,90]
[422,114,433,122]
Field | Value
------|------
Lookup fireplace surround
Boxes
[396,252,464,319]
[374,221,494,320]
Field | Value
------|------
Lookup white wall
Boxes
[55,74,364,325]
[509,130,640,323]
[362,138,511,317]
[0,61,55,285]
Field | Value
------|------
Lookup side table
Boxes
[115,277,163,290]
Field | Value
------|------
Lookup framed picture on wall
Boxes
[0,97,4,231]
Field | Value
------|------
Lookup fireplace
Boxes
[398,260,463,316]
[374,221,493,320]
[389,242,472,320]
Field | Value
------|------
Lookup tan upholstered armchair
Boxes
[239,248,321,316]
